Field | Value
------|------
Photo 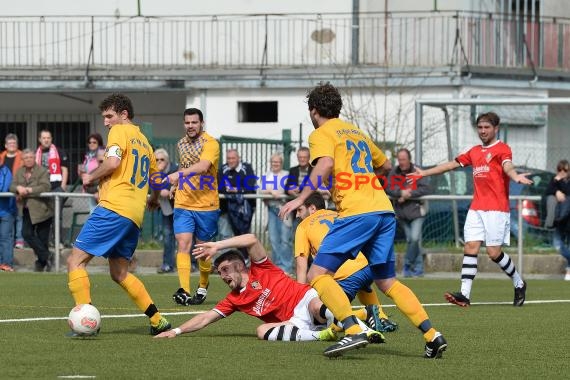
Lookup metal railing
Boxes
[0,11,569,71]
[2,191,543,275]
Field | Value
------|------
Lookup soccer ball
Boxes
[68,304,101,336]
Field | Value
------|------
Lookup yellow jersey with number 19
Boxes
[308,118,393,217]
[98,123,157,228]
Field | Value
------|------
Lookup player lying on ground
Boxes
[154,234,384,342]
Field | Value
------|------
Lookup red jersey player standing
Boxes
[412,112,533,307]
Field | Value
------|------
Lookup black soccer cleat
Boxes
[444,291,471,307]
[424,332,447,359]
[188,284,208,305]
[513,281,527,306]
[323,333,369,358]
[172,288,192,306]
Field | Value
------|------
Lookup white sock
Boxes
[264,325,319,341]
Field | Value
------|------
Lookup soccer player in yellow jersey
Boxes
[280,82,446,358]
[67,93,171,335]
[166,108,220,306]
[295,192,398,333]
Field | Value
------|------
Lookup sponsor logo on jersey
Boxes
[473,165,490,176]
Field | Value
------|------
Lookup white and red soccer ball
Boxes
[68,304,101,336]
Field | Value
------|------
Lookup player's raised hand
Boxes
[515,172,533,185]
[193,241,218,260]
[279,198,303,220]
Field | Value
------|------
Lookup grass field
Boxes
[1,273,568,379]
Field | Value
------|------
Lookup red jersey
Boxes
[213,257,311,323]
[455,140,512,212]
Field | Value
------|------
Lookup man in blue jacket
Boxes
[0,162,16,271]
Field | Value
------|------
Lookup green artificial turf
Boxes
[1,273,568,379]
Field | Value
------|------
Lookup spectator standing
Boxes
[260,152,293,275]
[385,148,431,277]
[285,147,313,245]
[36,129,69,249]
[36,129,69,191]
[11,149,53,272]
[0,161,16,271]
[218,148,256,248]
[79,133,105,212]
[0,133,24,249]
[544,159,570,281]
[154,148,178,274]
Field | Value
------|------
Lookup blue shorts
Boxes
[74,206,140,260]
[337,266,374,301]
[314,212,396,280]
[173,208,220,241]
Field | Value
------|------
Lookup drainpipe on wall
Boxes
[351,0,360,65]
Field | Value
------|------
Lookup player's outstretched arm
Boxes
[153,310,222,339]
[194,234,267,262]
[503,161,533,185]
[407,160,460,184]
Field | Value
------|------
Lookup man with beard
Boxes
[413,112,532,307]
[167,108,220,306]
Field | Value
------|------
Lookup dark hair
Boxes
[476,112,500,127]
[557,159,569,172]
[184,108,204,122]
[88,133,104,148]
[297,146,310,154]
[213,249,246,269]
[38,129,52,138]
[306,82,342,119]
[303,192,326,210]
[397,148,412,161]
[99,93,134,120]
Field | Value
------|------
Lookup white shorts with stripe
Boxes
[464,209,510,247]
[289,288,323,331]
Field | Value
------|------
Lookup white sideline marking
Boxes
[0,311,204,323]
[57,376,96,379]
[2,300,570,324]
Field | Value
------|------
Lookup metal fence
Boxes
[0,11,569,71]
[2,190,545,276]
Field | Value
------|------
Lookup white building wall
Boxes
[542,0,570,18]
